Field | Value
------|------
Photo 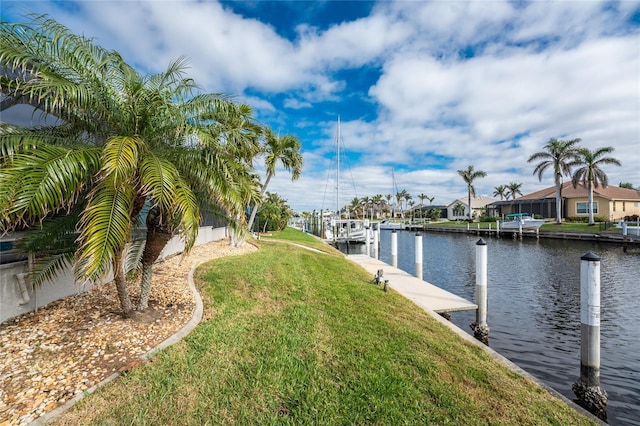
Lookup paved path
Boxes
[347,254,477,313]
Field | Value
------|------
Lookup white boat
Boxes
[322,117,373,244]
[326,218,372,243]
[499,213,545,230]
[378,220,405,230]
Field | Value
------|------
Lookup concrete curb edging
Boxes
[30,261,206,425]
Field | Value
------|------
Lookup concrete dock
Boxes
[347,254,477,313]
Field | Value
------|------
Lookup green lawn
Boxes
[57,230,595,425]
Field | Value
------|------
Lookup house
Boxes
[446,196,498,221]
[487,182,640,221]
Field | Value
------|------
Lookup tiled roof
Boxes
[448,195,499,208]
[518,182,640,201]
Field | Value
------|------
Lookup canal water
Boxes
[339,230,640,425]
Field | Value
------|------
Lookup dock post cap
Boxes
[391,230,397,233]
[581,252,600,262]
[476,238,486,246]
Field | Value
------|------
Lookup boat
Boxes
[326,218,372,243]
[499,213,545,230]
[323,117,372,244]
[378,219,405,230]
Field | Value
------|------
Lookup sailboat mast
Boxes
[336,116,340,217]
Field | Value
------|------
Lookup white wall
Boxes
[0,226,228,324]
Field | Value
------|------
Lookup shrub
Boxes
[480,216,498,222]
[566,216,607,223]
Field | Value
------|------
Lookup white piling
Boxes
[365,226,370,257]
[373,227,379,259]
[573,252,607,421]
[391,230,398,268]
[415,233,423,280]
[471,238,489,344]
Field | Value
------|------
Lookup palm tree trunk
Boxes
[468,189,472,221]
[588,181,595,225]
[137,206,173,311]
[137,229,172,311]
[555,174,562,224]
[247,173,273,232]
[113,252,133,318]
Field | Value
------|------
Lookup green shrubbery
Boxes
[479,216,498,222]
[565,216,608,223]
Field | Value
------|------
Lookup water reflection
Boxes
[355,230,640,425]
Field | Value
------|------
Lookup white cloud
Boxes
[3,0,638,212]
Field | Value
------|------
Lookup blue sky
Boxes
[2,0,639,212]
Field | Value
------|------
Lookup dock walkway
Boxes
[347,254,477,313]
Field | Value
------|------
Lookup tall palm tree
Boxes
[417,193,428,220]
[427,196,435,205]
[457,165,487,221]
[1,15,259,316]
[404,193,413,214]
[385,194,392,217]
[372,194,384,219]
[348,197,361,218]
[528,138,581,224]
[246,128,302,232]
[408,200,415,222]
[493,185,508,200]
[396,189,409,218]
[506,182,523,200]
[361,196,372,220]
[572,146,621,225]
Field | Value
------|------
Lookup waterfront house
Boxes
[487,182,640,221]
[446,196,498,221]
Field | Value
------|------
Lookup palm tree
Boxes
[506,182,523,200]
[493,185,508,200]
[528,138,581,224]
[427,196,435,205]
[457,165,487,221]
[246,128,302,232]
[361,196,372,220]
[0,16,259,316]
[571,146,621,225]
[385,194,392,217]
[346,197,360,218]
[417,193,428,220]
[395,191,403,217]
[372,194,384,219]
[404,193,413,216]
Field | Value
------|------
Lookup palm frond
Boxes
[76,178,135,281]
[29,251,76,288]
[0,142,100,230]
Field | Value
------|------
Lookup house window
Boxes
[576,202,598,215]
[622,201,626,212]
[613,202,616,212]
